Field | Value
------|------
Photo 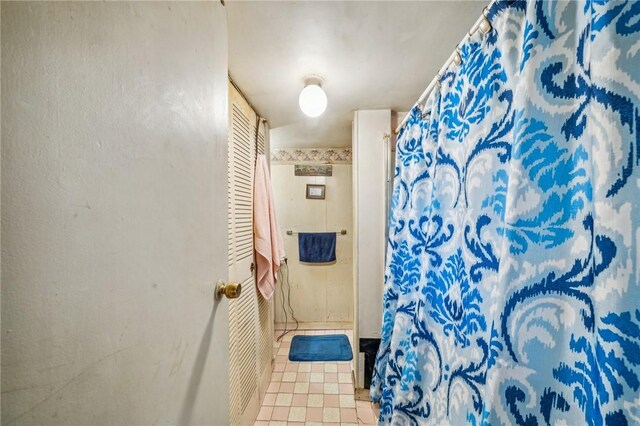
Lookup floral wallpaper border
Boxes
[271,148,352,164]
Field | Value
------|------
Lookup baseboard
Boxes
[275,321,353,330]
[355,387,372,401]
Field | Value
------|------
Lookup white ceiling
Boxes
[227,1,487,149]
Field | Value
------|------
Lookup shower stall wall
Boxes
[270,157,354,328]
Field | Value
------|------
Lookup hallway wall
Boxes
[353,110,390,341]
[270,154,353,326]
[1,3,230,425]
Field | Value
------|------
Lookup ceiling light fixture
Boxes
[298,76,327,118]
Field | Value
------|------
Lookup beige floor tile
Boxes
[323,407,341,422]
[324,383,340,395]
[339,394,356,408]
[282,372,297,382]
[293,382,309,394]
[306,394,323,407]
[309,372,324,383]
[324,363,338,373]
[338,372,352,383]
[288,406,306,422]
[271,406,289,421]
[298,363,312,373]
[324,383,339,394]
[262,393,277,406]
[275,393,292,407]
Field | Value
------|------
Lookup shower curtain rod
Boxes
[394,5,493,135]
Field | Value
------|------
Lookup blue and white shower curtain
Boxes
[372,1,640,424]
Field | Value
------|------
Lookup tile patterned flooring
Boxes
[254,328,379,426]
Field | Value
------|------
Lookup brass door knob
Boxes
[215,280,241,300]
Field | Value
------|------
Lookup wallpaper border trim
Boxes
[271,148,352,164]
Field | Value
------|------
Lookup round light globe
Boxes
[298,84,327,118]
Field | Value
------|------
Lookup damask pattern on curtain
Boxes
[371,1,640,425]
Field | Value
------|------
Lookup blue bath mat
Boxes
[289,334,353,362]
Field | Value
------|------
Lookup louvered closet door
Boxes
[228,81,273,426]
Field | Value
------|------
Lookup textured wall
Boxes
[1,2,229,424]
[271,164,354,326]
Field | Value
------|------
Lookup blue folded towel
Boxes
[298,232,336,263]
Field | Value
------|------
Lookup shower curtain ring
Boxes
[479,6,492,34]
[454,45,462,66]
[435,72,442,88]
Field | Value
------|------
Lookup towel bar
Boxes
[286,229,347,236]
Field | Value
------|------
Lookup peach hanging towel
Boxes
[253,154,285,300]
